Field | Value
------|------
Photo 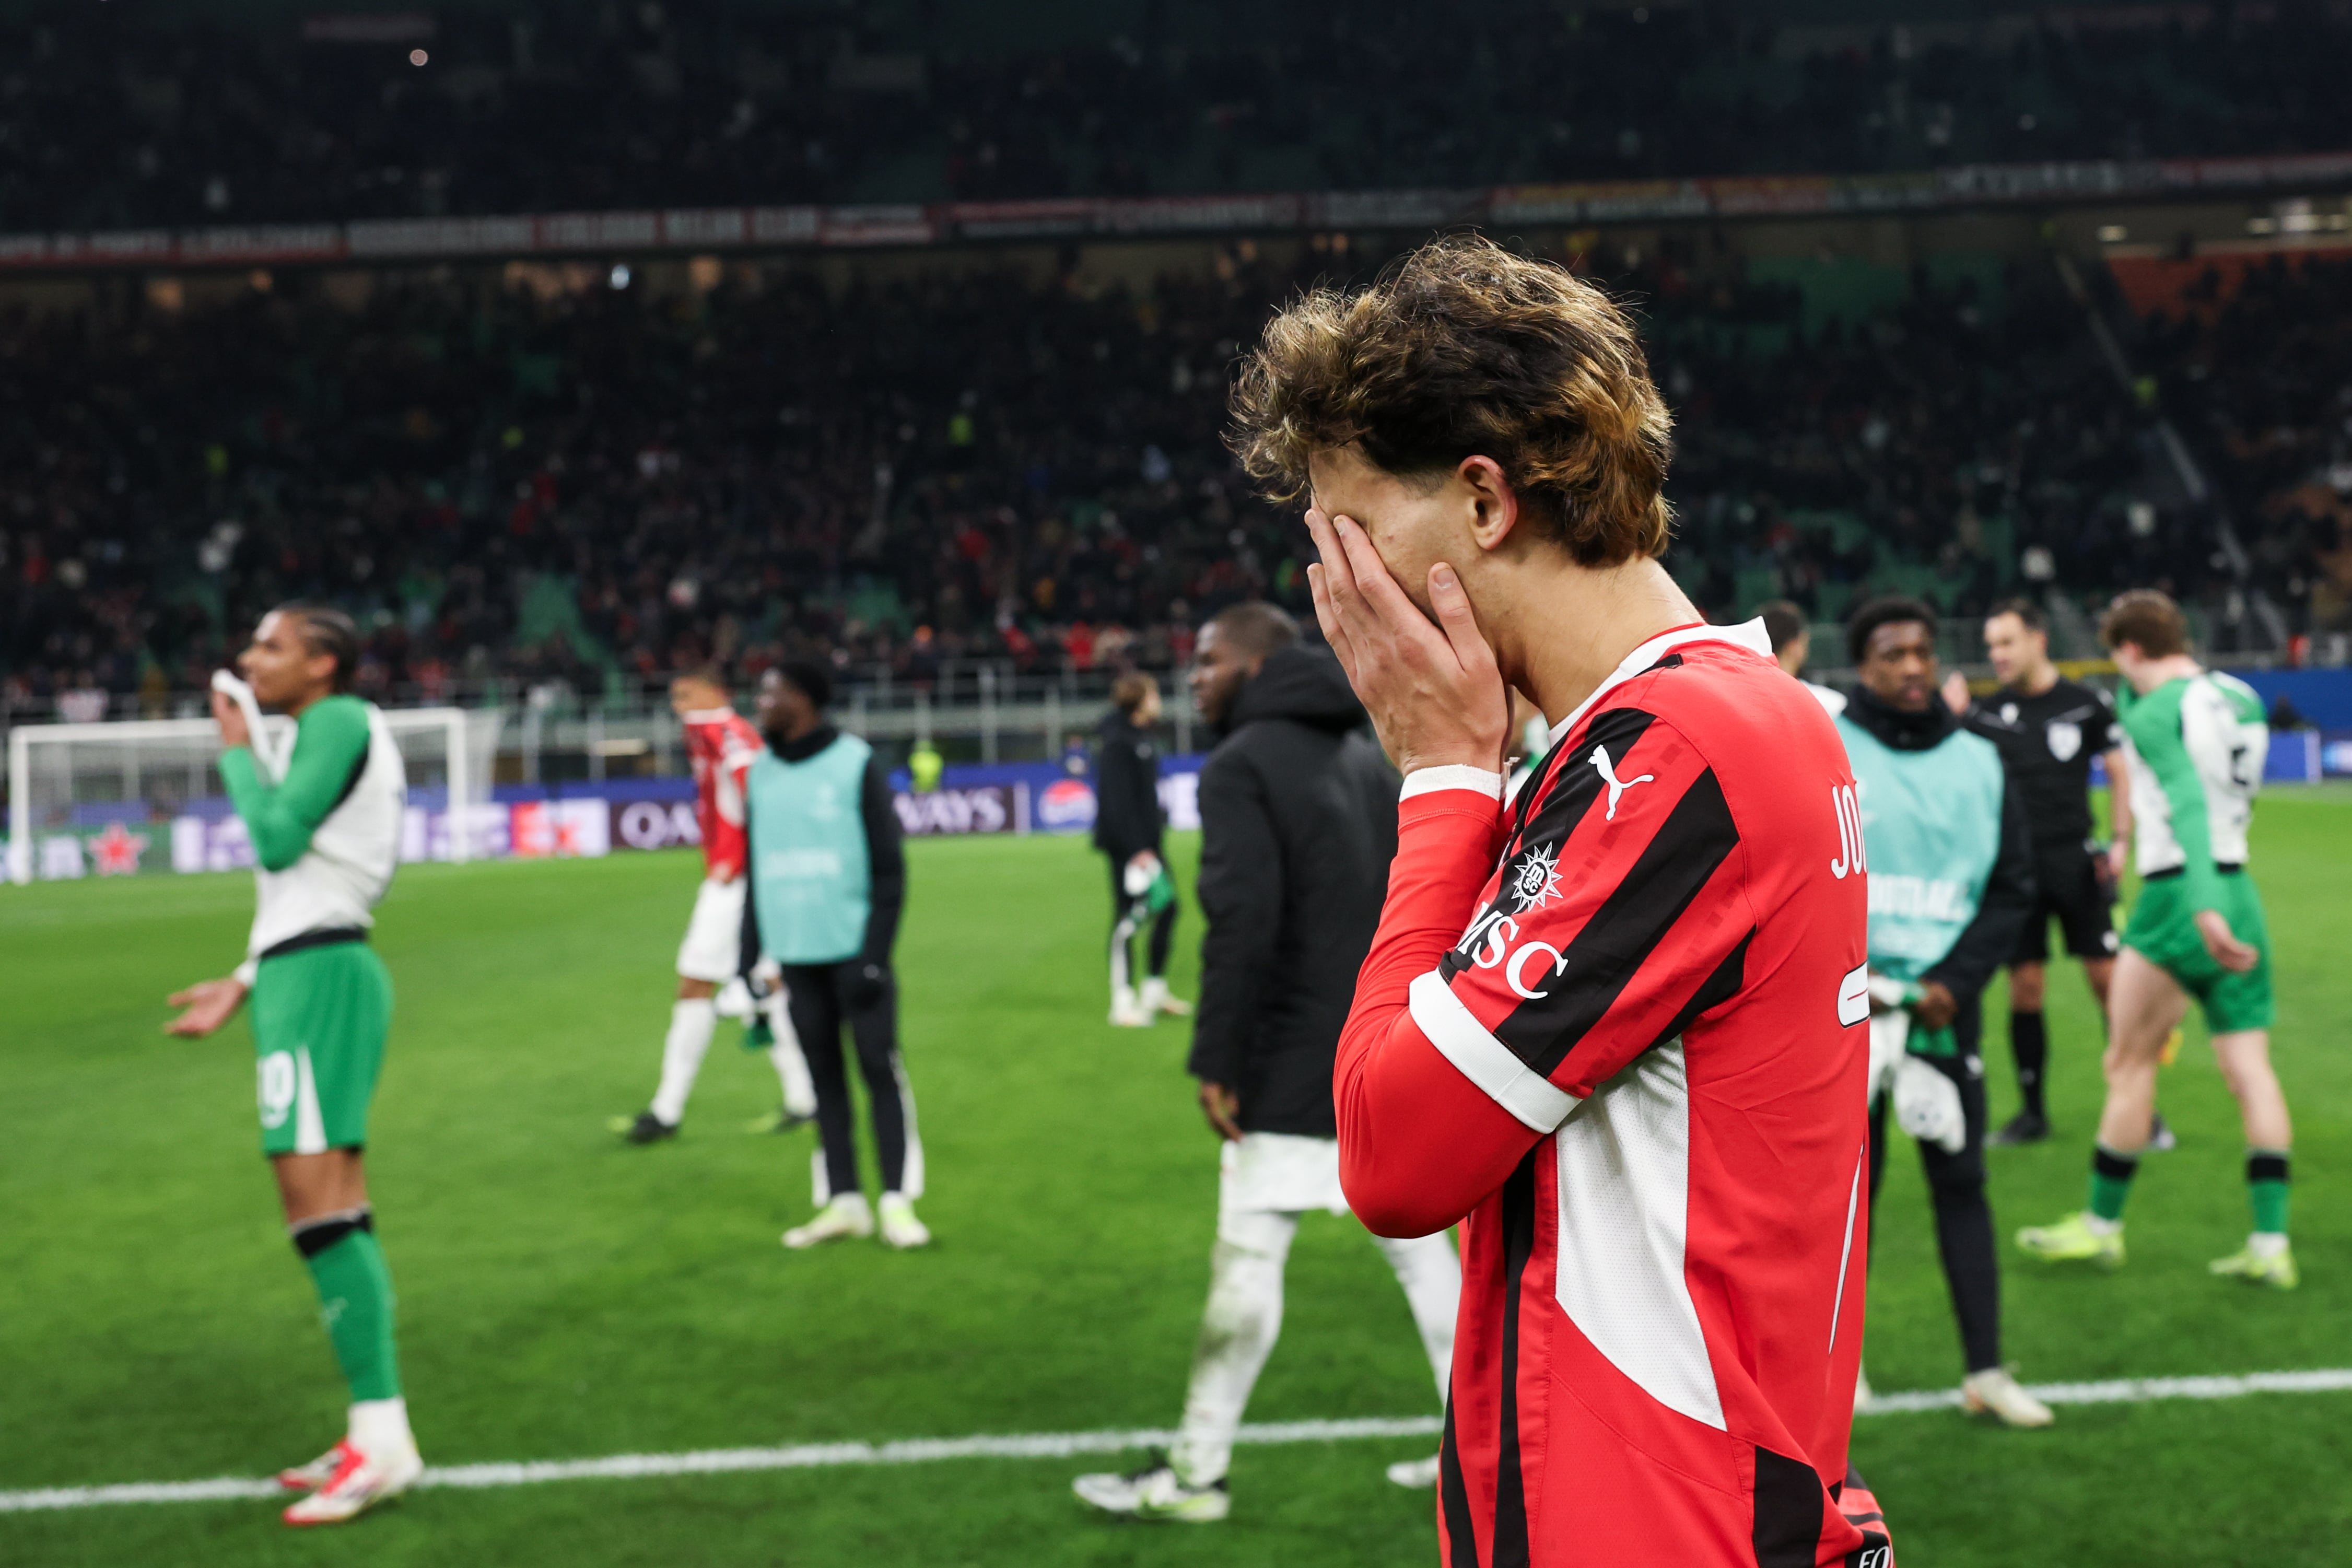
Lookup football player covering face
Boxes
[1249,239,1883,1566]
[212,610,340,751]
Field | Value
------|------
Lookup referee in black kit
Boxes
[1945,598,2158,1147]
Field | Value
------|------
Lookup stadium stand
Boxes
[9,235,2332,713]
[2137,255,2352,642]
[3,3,2351,228]
[3,1,2349,717]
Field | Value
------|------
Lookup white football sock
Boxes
[1169,1209,1296,1488]
[1141,976,1172,1012]
[347,1397,414,1458]
[2248,1231,2290,1258]
[1374,1228,1462,1407]
[649,999,718,1126]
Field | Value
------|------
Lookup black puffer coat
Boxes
[1186,644,1399,1136]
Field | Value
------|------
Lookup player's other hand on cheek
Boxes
[1304,508,1507,778]
[1198,1081,1243,1142]
[2194,909,2261,974]
[165,976,249,1037]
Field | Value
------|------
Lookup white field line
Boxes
[7,1369,2350,1514]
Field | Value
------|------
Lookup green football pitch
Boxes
[4,796,2348,1567]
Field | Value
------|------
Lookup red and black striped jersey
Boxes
[1335,621,1884,1568]
[682,707,763,882]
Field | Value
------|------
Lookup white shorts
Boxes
[675,876,745,983]
[1218,1131,1349,1218]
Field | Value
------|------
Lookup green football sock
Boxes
[297,1216,402,1403]
[2247,1150,2291,1236]
[2088,1144,2139,1223]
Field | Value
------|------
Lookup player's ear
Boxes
[1458,457,1520,554]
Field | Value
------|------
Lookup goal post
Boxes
[6,707,503,886]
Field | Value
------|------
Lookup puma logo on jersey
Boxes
[1589,744,1655,820]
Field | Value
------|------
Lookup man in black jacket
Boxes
[1072,602,1461,1524]
[1094,671,1188,1027]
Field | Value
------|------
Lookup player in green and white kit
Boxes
[2018,591,2297,1288]
[163,604,427,1522]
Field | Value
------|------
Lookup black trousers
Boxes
[781,961,914,1200]
[1106,852,1176,985]
[1867,993,2003,1374]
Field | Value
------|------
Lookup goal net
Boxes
[6,707,505,885]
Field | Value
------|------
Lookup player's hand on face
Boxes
[165,977,249,1037]
[1913,980,1959,1032]
[209,689,251,750]
[1939,670,1973,716]
[2193,909,2261,974]
[1303,508,1508,778]
[1197,1080,1243,1142]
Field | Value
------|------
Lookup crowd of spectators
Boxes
[5,2,2351,233]
[2140,256,2352,642]
[7,226,2287,716]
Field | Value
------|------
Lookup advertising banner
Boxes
[10,755,1211,880]
[13,153,2352,273]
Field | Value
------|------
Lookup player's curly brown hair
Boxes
[1227,235,1674,566]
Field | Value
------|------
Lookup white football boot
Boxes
[1961,1367,2054,1428]
[275,1443,345,1493]
[279,1438,423,1526]
[877,1192,932,1250]
[1072,1457,1230,1522]
[1385,1454,1442,1488]
[1108,986,1151,1027]
[783,1194,874,1249]
[1140,977,1192,1018]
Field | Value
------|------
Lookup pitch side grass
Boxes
[3,797,2347,1566]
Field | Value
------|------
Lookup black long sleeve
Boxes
[1925,775,2038,1004]
[1092,718,1163,861]
[858,754,906,966]
[1185,754,1283,1089]
[738,806,764,978]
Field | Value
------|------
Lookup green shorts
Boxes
[251,939,393,1156]
[2122,870,2274,1035]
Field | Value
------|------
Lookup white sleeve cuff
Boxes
[1408,971,1576,1133]
[1400,765,1505,803]
[233,958,259,988]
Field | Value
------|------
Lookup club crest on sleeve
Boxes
[1506,842,1563,912]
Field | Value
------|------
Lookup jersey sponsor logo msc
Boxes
[1401,630,1877,1567]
